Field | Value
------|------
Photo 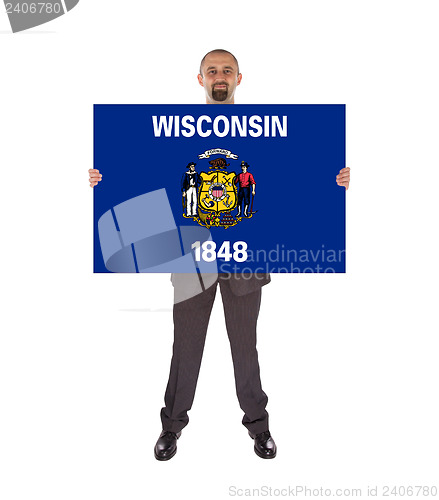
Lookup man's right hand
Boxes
[89,169,102,187]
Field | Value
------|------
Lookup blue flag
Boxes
[94,104,345,273]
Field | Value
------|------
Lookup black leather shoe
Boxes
[154,430,181,461]
[249,430,277,459]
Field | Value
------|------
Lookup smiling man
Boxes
[89,49,350,462]
[153,50,277,462]
[197,50,242,104]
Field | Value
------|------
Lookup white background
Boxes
[1,1,438,499]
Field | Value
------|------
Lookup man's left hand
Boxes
[336,167,350,190]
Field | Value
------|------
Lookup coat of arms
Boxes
[181,149,257,228]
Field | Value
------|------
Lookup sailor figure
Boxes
[181,162,201,217]
[234,161,256,217]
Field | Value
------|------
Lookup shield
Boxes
[198,171,237,213]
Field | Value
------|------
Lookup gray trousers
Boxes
[160,276,269,435]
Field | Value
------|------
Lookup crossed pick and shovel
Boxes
[4,0,79,33]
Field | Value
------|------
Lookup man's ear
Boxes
[197,74,204,87]
[237,73,242,86]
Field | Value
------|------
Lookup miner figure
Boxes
[234,161,256,217]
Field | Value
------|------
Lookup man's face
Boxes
[241,165,247,173]
[190,165,195,172]
[198,52,242,104]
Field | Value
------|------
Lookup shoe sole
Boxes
[154,447,177,461]
[254,445,277,459]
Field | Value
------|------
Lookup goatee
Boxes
[212,87,229,102]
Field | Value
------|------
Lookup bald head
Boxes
[197,49,242,104]
[199,49,240,76]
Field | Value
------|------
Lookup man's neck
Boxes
[206,97,235,104]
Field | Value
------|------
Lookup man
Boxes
[181,162,201,217]
[89,49,351,461]
[234,161,256,217]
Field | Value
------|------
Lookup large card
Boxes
[94,104,345,273]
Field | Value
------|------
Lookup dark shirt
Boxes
[181,171,201,192]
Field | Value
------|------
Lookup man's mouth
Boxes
[214,84,227,89]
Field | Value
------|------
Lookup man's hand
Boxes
[182,192,186,197]
[336,167,350,190]
[89,169,102,187]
